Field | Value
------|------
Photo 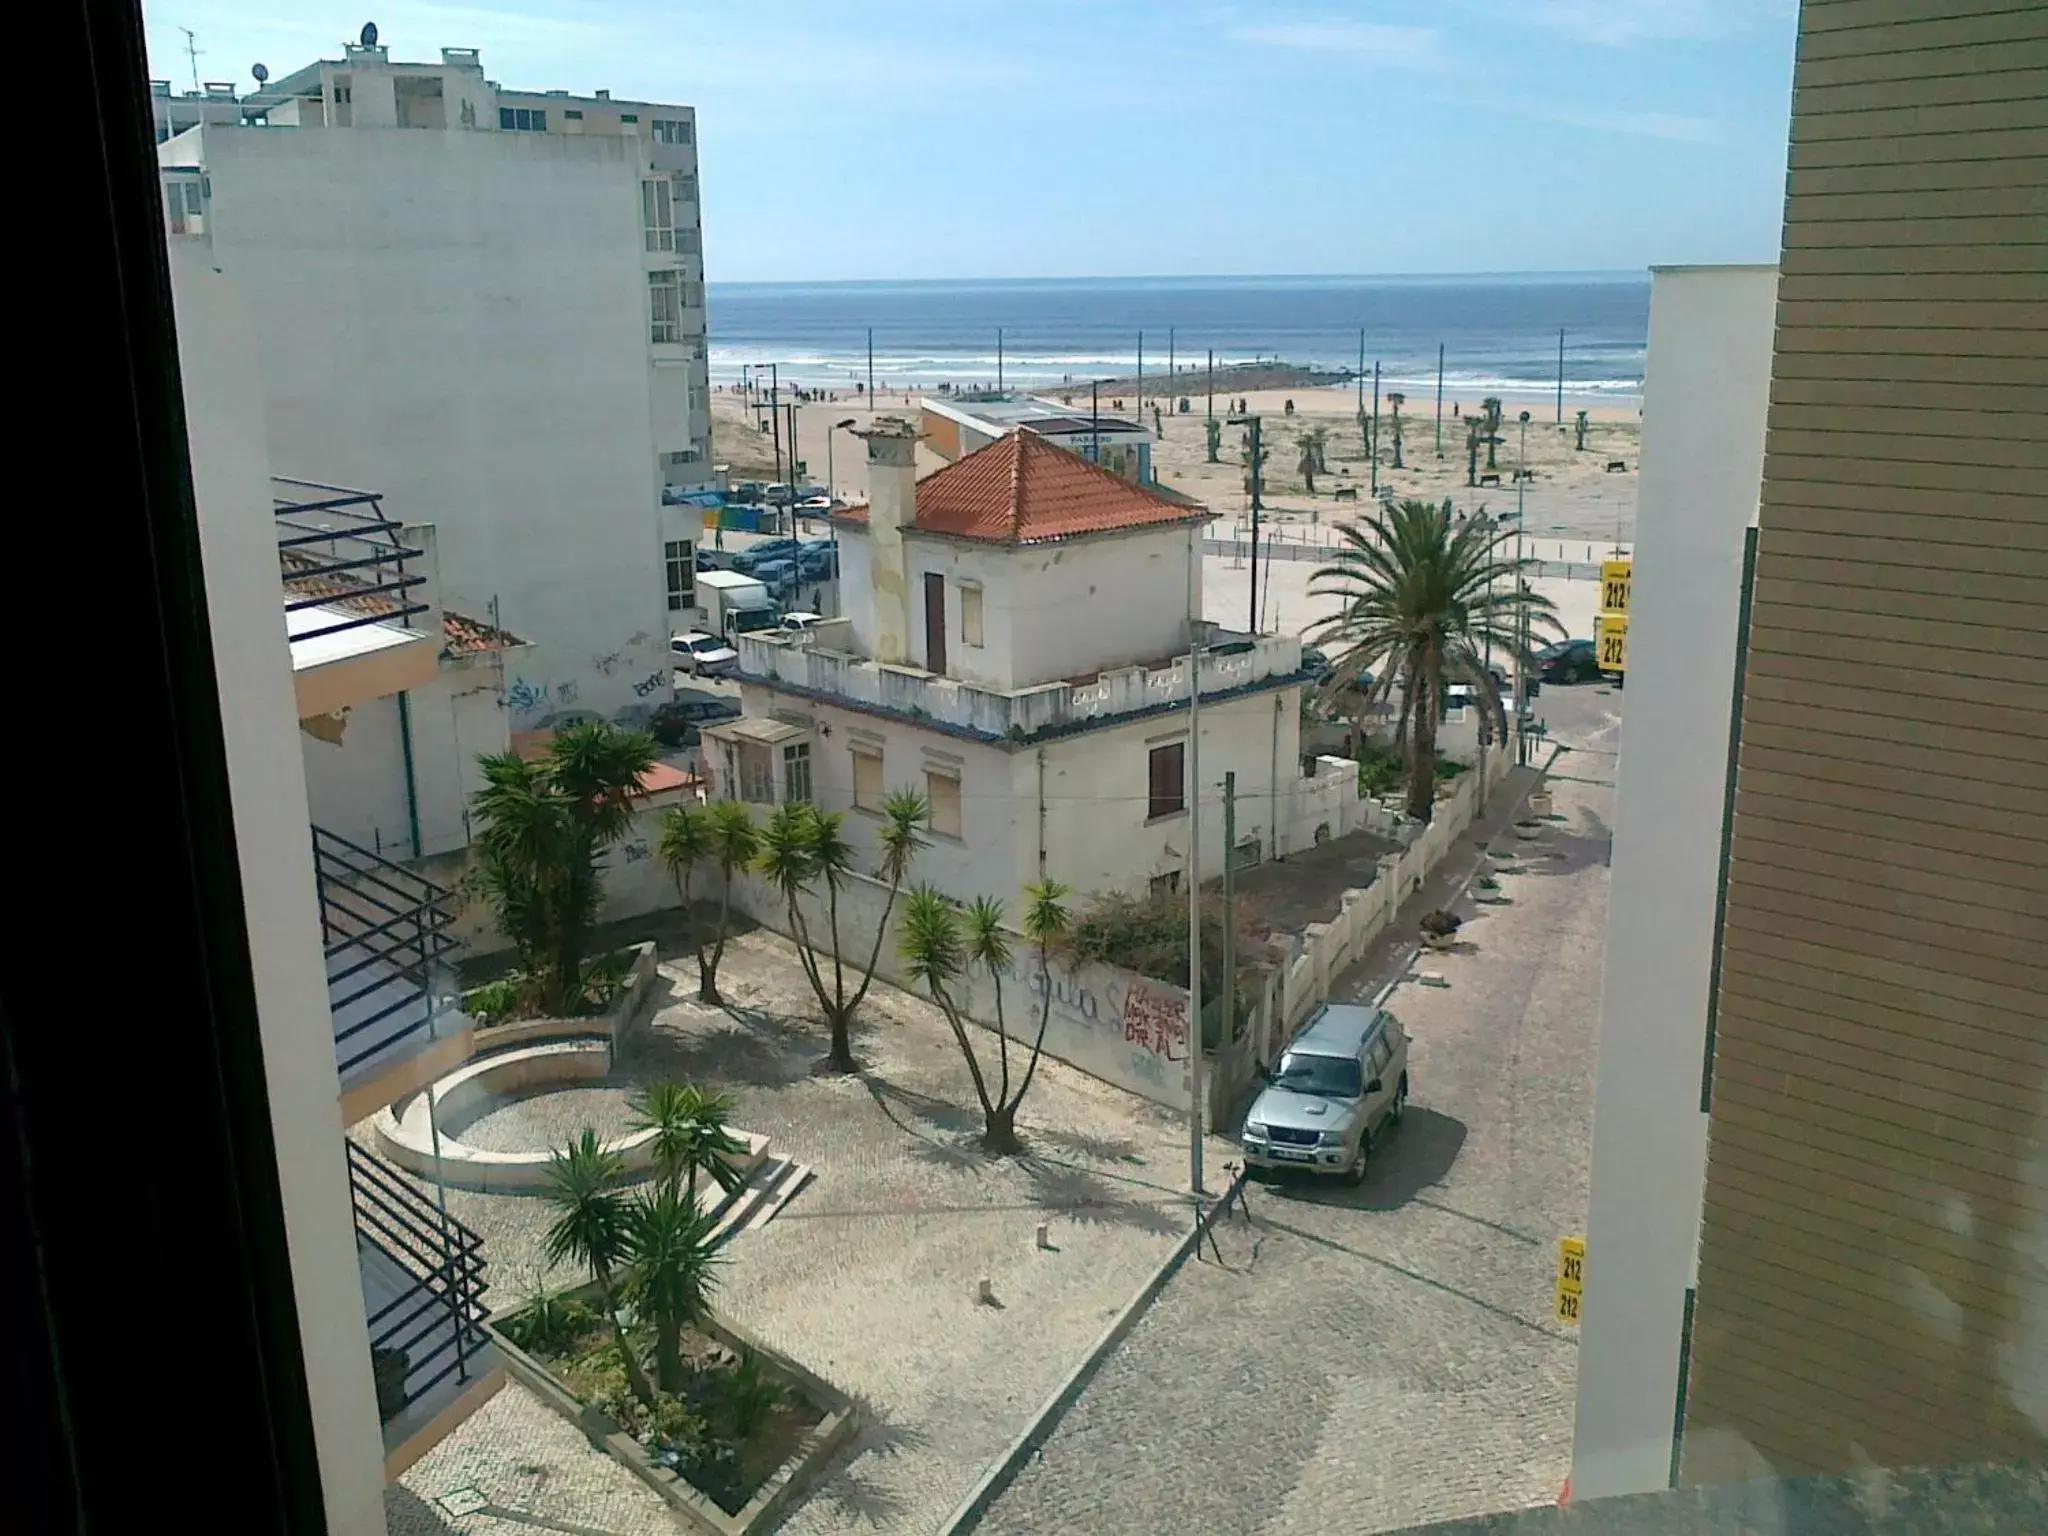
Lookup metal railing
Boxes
[274,476,430,644]
[313,827,460,1076]
[347,1142,490,1419]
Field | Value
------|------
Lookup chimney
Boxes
[857,417,917,665]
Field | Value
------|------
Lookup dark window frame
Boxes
[1147,740,1186,820]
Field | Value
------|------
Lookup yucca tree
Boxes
[625,1183,723,1395]
[659,800,757,1003]
[754,790,928,1073]
[1387,393,1406,469]
[1296,426,1330,493]
[898,880,1072,1154]
[630,1081,750,1210]
[473,723,657,1013]
[1308,499,1562,822]
[542,1130,654,1407]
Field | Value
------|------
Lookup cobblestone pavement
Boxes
[978,688,1620,1535]
[385,928,1230,1534]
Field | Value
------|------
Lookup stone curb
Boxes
[938,1161,1251,1535]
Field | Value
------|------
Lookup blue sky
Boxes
[143,1,1800,282]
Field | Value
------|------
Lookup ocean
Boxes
[705,273,1649,402]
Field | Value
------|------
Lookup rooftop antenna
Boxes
[360,21,380,48]
[178,27,202,93]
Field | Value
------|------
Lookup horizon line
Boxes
[708,269,1655,289]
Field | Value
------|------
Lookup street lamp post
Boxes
[1514,411,1531,765]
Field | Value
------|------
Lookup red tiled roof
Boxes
[840,430,1206,545]
[277,549,522,654]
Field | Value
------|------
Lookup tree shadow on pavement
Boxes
[807,1393,927,1530]
[1509,803,1612,881]
[625,1000,824,1089]
[1022,1158,1186,1237]
[1258,1106,1467,1214]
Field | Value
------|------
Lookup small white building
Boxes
[707,420,1311,904]
[156,38,712,736]
[921,395,1157,485]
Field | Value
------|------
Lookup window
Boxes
[959,583,984,647]
[677,227,701,256]
[851,748,883,811]
[737,742,775,804]
[499,106,547,131]
[642,178,675,252]
[663,539,694,611]
[682,280,704,310]
[783,743,812,805]
[674,173,698,202]
[1147,740,1186,819]
[666,448,702,467]
[652,117,693,144]
[648,270,683,344]
[927,770,962,838]
[620,112,640,123]
[564,108,583,120]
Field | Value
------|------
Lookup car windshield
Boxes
[1270,1051,1362,1099]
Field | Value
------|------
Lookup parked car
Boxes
[780,611,826,631]
[1537,637,1601,685]
[1241,1003,1408,1186]
[669,630,740,678]
[728,538,801,576]
[1300,645,1333,682]
[534,709,604,733]
[797,546,838,582]
[650,692,739,747]
[796,495,834,513]
[750,558,797,593]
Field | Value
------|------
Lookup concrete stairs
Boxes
[708,1154,814,1247]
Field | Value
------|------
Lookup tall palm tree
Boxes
[1308,499,1562,822]
[659,801,757,1004]
[1296,426,1330,493]
[754,791,928,1072]
[625,1183,723,1395]
[630,1081,750,1210]
[542,1130,654,1407]
[898,881,1071,1154]
[473,723,658,1014]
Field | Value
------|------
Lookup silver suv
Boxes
[1240,1003,1408,1184]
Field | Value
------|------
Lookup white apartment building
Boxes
[155,38,712,761]
[1571,265,1778,1500]
[707,420,1311,904]
[173,239,503,1535]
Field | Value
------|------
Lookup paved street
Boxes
[977,684,1621,1535]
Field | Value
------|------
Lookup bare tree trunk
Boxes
[1406,654,1440,823]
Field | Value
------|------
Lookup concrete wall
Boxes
[189,125,677,725]
[171,244,390,1536]
[301,651,513,859]
[1572,265,1778,1501]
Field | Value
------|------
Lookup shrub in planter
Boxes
[1418,909,1462,945]
[463,976,521,1025]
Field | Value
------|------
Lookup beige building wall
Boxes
[1682,0,2048,1485]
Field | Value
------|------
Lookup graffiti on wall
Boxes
[631,669,670,698]
[621,838,651,864]
[1025,965,1190,1099]
[507,677,551,717]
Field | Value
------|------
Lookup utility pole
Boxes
[787,403,800,487]
[997,326,1003,393]
[1091,380,1101,465]
[1435,343,1446,457]
[1206,349,1214,419]
[1168,327,1175,389]
[866,327,874,405]
[1556,328,1566,425]
[1230,411,1264,633]
[1220,771,1237,1071]
[1185,598,1206,1198]
[767,364,784,495]
[1137,331,1144,426]
[1516,411,1532,764]
[1370,360,1382,495]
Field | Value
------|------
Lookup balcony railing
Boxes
[734,627,1304,743]
[314,827,460,1080]
[274,476,430,644]
[348,1142,491,1429]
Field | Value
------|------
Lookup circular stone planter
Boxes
[370,1039,767,1195]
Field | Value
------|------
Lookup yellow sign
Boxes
[1596,613,1629,673]
[1555,1236,1586,1326]
[1600,559,1632,616]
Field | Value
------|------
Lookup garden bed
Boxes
[490,1288,856,1534]
[464,941,661,1057]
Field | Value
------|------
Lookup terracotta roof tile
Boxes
[278,549,522,655]
[841,430,1205,544]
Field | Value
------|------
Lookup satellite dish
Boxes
[360,21,379,47]
[251,62,270,84]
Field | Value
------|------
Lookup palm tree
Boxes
[1296,426,1330,493]
[660,800,757,1004]
[1481,396,1504,469]
[754,791,928,1072]
[473,723,658,1014]
[542,1129,654,1407]
[625,1183,723,1395]
[630,1081,750,1210]
[1387,393,1406,469]
[1308,499,1562,822]
[898,881,1071,1153]
[1204,417,1221,463]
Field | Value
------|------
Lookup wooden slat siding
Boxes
[1685,0,2048,1486]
